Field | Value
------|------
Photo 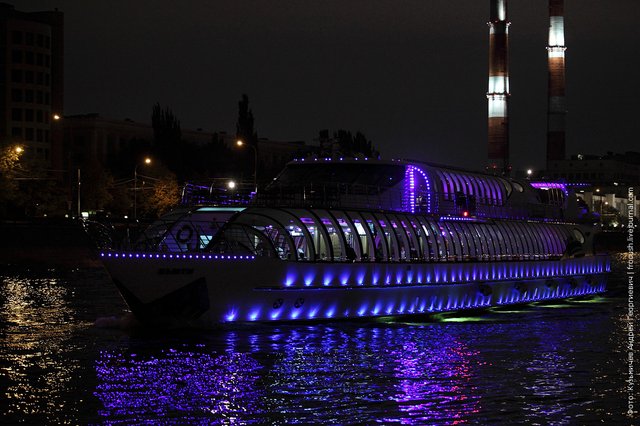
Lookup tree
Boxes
[321,129,380,158]
[80,159,114,211]
[0,145,22,213]
[152,103,184,177]
[146,174,181,217]
[236,94,258,147]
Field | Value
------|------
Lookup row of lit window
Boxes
[553,172,604,180]
[11,108,51,124]
[10,88,50,105]
[11,127,50,143]
[11,50,51,67]
[11,69,51,86]
[214,208,577,263]
[11,31,51,48]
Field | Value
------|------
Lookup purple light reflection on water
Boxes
[0,258,628,425]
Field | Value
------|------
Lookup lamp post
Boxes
[134,157,152,220]
[236,139,258,193]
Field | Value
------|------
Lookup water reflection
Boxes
[0,255,635,424]
[0,276,84,423]
[95,350,265,423]
[94,326,483,424]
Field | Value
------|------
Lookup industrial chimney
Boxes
[546,0,567,163]
[487,0,510,174]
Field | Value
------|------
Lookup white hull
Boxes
[101,253,609,327]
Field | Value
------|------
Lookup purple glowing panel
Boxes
[405,165,433,213]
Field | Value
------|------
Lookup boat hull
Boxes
[100,252,609,327]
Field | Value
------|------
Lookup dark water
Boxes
[1,254,637,425]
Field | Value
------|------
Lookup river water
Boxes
[0,254,636,425]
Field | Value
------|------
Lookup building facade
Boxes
[546,152,640,188]
[0,2,63,166]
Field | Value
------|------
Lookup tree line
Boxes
[1,94,380,220]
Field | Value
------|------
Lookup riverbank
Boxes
[0,219,101,269]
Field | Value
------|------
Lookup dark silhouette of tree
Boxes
[152,103,184,177]
[236,94,258,147]
[80,158,113,211]
[235,94,261,182]
[319,129,380,158]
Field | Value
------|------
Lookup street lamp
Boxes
[236,139,258,193]
[134,157,152,220]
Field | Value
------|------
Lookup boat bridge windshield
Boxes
[208,207,586,263]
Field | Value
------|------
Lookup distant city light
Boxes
[228,180,236,189]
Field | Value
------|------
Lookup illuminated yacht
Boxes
[100,158,609,326]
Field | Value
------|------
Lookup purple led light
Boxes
[530,181,569,196]
[405,165,433,213]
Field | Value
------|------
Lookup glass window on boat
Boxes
[220,224,278,257]
[457,222,476,260]
[531,223,550,259]
[438,222,459,261]
[402,215,424,261]
[520,223,541,259]
[543,224,560,257]
[261,209,316,261]
[385,214,413,261]
[284,209,332,261]
[474,223,494,260]
[423,217,448,261]
[314,210,347,261]
[359,211,389,262]
[503,221,524,259]
[330,211,361,262]
[555,225,572,256]
[346,211,375,262]
[227,211,299,260]
[503,222,525,259]
[514,223,531,259]
[415,216,437,261]
[538,224,557,257]
[373,214,400,261]
[542,224,562,257]
[490,223,510,260]
[446,222,466,260]
[460,222,481,261]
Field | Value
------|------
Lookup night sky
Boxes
[20,0,640,171]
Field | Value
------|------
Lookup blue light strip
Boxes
[274,256,609,288]
[100,252,256,260]
[225,280,606,322]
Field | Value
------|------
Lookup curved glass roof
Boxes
[208,207,578,263]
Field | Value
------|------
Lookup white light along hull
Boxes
[101,252,609,327]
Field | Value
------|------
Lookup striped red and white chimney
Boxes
[487,0,510,174]
[547,0,567,163]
